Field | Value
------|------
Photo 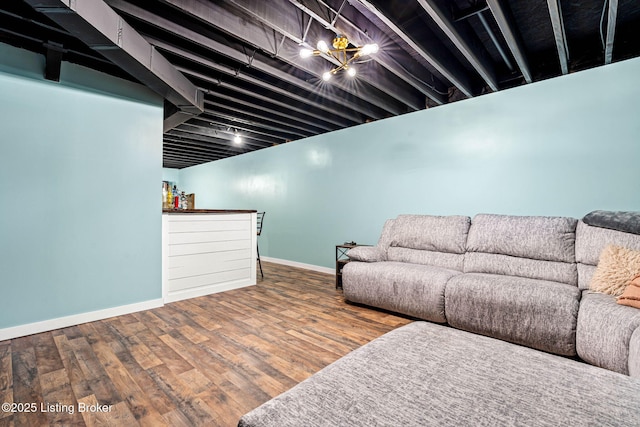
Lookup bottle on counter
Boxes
[173,185,179,209]
[166,185,173,209]
[162,182,168,209]
[180,191,187,210]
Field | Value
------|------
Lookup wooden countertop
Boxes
[162,209,257,214]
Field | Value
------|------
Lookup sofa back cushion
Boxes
[465,214,578,285]
[387,215,470,271]
[575,220,640,290]
[377,219,396,248]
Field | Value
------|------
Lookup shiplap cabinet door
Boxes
[162,213,257,303]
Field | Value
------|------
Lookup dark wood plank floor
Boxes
[0,262,411,426]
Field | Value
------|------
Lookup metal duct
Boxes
[24,0,204,130]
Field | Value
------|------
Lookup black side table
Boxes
[336,243,371,289]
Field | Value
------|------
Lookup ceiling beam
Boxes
[546,0,569,75]
[25,0,205,130]
[415,0,498,91]
[203,108,311,140]
[486,0,532,83]
[287,0,446,105]
[201,102,312,138]
[193,115,290,142]
[123,0,404,119]
[203,92,336,133]
[353,0,474,97]
[167,129,266,148]
[604,0,618,64]
[43,41,65,81]
[150,37,359,127]
[164,140,239,156]
[180,121,281,145]
[106,0,384,120]
[221,0,425,111]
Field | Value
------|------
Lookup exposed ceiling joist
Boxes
[546,0,569,75]
[149,40,355,128]
[416,0,498,91]
[221,0,425,111]
[145,0,404,117]
[486,0,532,84]
[353,0,475,97]
[605,0,618,64]
[107,0,384,120]
[287,0,446,105]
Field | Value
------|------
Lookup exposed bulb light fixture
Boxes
[299,34,379,80]
[233,134,242,144]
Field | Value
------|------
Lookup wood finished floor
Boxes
[0,262,412,427]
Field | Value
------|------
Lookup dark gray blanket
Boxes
[583,210,640,235]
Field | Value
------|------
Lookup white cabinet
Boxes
[162,212,257,303]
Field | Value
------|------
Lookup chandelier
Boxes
[300,34,379,81]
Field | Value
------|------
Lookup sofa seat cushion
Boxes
[239,322,640,427]
[342,261,460,323]
[445,273,580,356]
[576,291,640,375]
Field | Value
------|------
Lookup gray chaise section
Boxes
[238,322,640,427]
[446,214,580,355]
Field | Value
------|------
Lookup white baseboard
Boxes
[0,298,164,341]
[164,278,255,304]
[262,256,335,275]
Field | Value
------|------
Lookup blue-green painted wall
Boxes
[162,167,180,185]
[0,43,163,328]
[180,57,640,270]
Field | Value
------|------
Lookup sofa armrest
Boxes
[347,246,387,262]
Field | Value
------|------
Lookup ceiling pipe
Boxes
[107,0,383,120]
[24,0,204,131]
[352,0,474,97]
[476,12,513,72]
[221,0,421,113]
[415,0,498,91]
[485,0,532,83]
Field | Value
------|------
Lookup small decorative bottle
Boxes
[167,185,173,209]
[180,191,187,210]
[173,186,179,209]
[162,182,168,209]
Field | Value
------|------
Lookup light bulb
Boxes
[360,43,379,56]
[233,134,242,144]
[317,40,329,53]
[347,67,356,77]
[322,71,332,81]
[300,48,313,58]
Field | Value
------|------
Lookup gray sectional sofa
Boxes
[239,213,640,426]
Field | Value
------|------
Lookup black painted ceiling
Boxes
[2,0,639,168]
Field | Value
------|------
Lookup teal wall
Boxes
[180,56,640,270]
[162,167,180,185]
[0,43,163,329]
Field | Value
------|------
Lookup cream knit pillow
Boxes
[590,244,640,296]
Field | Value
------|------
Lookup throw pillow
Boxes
[617,274,640,309]
[589,245,640,296]
[347,246,386,263]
